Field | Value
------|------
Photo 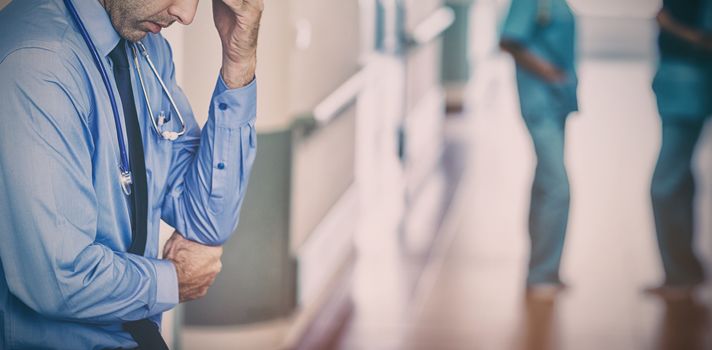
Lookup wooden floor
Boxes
[329,55,712,350]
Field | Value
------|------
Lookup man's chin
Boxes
[120,28,149,43]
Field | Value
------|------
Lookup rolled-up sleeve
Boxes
[0,48,178,323]
[159,36,257,245]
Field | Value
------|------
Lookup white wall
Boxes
[569,0,660,17]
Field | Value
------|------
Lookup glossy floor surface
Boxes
[331,54,712,350]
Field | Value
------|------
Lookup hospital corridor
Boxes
[331,47,712,350]
[0,0,711,349]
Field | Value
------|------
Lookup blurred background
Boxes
[2,0,710,348]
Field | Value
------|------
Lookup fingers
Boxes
[165,233,224,302]
[177,261,222,302]
[163,230,186,258]
[243,0,264,11]
[216,0,263,17]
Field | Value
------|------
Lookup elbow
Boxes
[34,304,71,321]
[206,200,243,245]
[5,282,65,319]
[656,9,670,27]
[15,283,89,322]
[186,215,235,246]
[499,40,517,55]
[210,218,237,246]
[15,291,74,321]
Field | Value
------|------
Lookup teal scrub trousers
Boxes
[651,118,707,286]
[651,58,711,286]
[524,113,570,285]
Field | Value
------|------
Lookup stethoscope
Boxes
[64,0,187,196]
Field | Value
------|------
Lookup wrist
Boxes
[682,30,705,46]
[221,55,256,89]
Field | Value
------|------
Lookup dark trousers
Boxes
[651,118,707,285]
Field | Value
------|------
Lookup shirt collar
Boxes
[71,0,121,57]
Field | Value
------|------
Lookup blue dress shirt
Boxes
[0,0,257,349]
[500,0,578,118]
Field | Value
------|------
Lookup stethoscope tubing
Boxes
[63,0,131,181]
[132,43,187,141]
[64,0,188,195]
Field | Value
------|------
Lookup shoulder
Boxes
[506,0,538,13]
[501,0,538,40]
[503,0,538,24]
[0,0,74,63]
[0,47,93,138]
[0,47,71,85]
[0,0,93,115]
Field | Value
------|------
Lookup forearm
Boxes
[162,77,257,245]
[161,0,262,243]
[1,237,177,324]
[0,49,178,324]
[214,0,262,89]
[500,40,563,82]
[657,9,708,46]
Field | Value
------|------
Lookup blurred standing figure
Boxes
[499,0,578,298]
[647,0,712,299]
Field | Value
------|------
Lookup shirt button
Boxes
[217,162,226,170]
[218,103,228,111]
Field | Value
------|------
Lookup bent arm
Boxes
[656,8,710,48]
[499,40,565,83]
[0,49,177,323]
[498,0,565,83]
[156,37,257,245]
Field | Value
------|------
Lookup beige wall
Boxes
[0,0,10,11]
[175,0,361,132]
[176,1,293,132]
[171,1,293,131]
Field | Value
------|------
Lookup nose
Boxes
[167,0,199,25]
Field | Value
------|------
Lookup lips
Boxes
[144,21,162,34]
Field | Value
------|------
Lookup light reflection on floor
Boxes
[335,54,712,350]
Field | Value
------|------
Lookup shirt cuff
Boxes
[212,75,257,127]
[149,258,179,315]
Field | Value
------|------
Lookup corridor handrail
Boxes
[407,6,455,48]
[312,67,368,125]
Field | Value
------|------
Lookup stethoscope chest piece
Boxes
[131,42,188,141]
[64,0,188,198]
[120,171,133,196]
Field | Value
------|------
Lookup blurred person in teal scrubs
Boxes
[645,0,712,299]
[499,0,577,299]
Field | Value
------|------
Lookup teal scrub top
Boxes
[653,0,712,121]
[500,0,578,118]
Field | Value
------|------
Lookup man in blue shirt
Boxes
[0,0,262,348]
[499,0,577,299]
[646,0,712,299]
